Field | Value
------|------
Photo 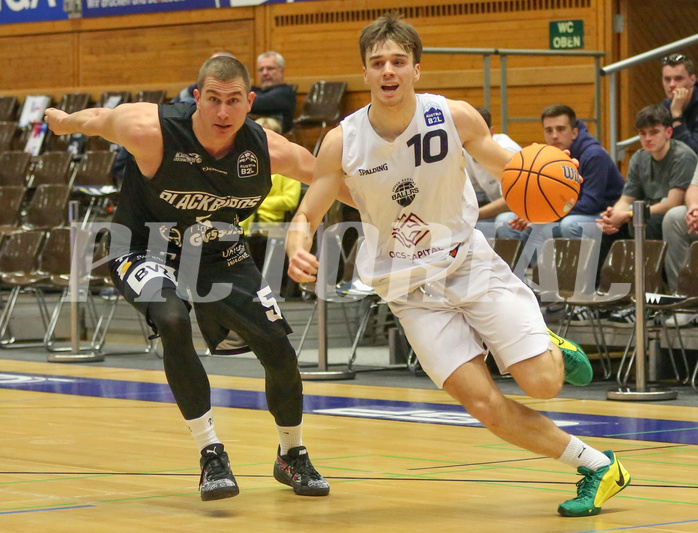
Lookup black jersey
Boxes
[111,103,272,263]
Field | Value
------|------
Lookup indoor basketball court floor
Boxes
[0,348,697,532]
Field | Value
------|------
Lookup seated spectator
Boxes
[172,51,235,104]
[661,53,698,154]
[661,164,698,298]
[250,51,297,133]
[598,104,696,240]
[496,104,625,278]
[466,106,522,239]
[599,105,697,323]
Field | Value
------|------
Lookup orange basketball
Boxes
[501,144,581,223]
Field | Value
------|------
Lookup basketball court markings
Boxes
[1,381,698,532]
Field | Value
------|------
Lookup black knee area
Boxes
[149,288,211,420]
[147,288,192,349]
[249,335,303,427]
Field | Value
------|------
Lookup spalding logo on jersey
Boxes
[391,178,420,207]
[238,150,259,178]
[424,102,445,126]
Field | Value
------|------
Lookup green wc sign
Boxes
[549,20,585,50]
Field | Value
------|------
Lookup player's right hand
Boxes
[44,108,70,135]
[287,248,320,283]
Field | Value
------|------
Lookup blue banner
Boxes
[0,0,320,24]
[82,0,216,19]
[0,0,68,24]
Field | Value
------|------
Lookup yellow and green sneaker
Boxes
[548,328,593,386]
[558,450,631,517]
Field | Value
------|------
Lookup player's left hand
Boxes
[287,248,320,283]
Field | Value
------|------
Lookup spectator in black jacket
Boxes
[250,51,297,133]
[661,53,698,154]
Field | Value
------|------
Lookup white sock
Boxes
[277,423,302,455]
[185,409,221,452]
[558,435,612,471]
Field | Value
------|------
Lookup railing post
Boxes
[300,223,355,381]
[483,54,491,112]
[608,201,677,401]
[500,54,508,135]
[47,201,105,363]
[609,72,618,162]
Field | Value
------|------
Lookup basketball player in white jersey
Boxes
[285,12,630,517]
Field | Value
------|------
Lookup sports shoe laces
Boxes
[574,466,601,499]
[290,453,323,480]
[199,454,229,488]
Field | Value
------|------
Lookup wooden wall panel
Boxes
[78,20,256,87]
[0,33,77,90]
[271,0,599,78]
[0,0,614,153]
[270,0,604,149]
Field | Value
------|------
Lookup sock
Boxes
[277,423,302,455]
[185,409,221,452]
[558,435,611,471]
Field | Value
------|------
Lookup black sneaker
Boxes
[273,445,330,496]
[199,444,239,501]
[607,307,635,326]
[569,306,593,324]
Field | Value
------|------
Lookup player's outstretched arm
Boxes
[448,100,512,181]
[286,126,346,283]
[45,103,163,176]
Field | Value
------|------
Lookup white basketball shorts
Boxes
[388,230,551,388]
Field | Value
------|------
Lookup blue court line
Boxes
[577,517,698,532]
[1,371,698,444]
[0,504,95,515]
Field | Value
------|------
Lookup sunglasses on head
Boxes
[662,54,687,65]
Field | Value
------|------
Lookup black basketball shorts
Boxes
[110,251,292,355]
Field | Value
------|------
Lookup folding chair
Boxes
[532,238,611,377]
[23,184,71,230]
[290,81,347,155]
[0,229,49,348]
[0,150,31,186]
[89,232,157,355]
[0,121,18,152]
[0,96,18,122]
[492,238,523,269]
[71,150,118,223]
[42,228,156,355]
[27,151,73,187]
[134,90,168,104]
[97,91,131,108]
[0,186,28,236]
[564,240,668,385]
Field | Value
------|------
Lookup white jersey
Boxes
[341,93,479,301]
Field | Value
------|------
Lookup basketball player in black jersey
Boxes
[45,56,349,501]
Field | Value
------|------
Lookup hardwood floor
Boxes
[0,360,697,532]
